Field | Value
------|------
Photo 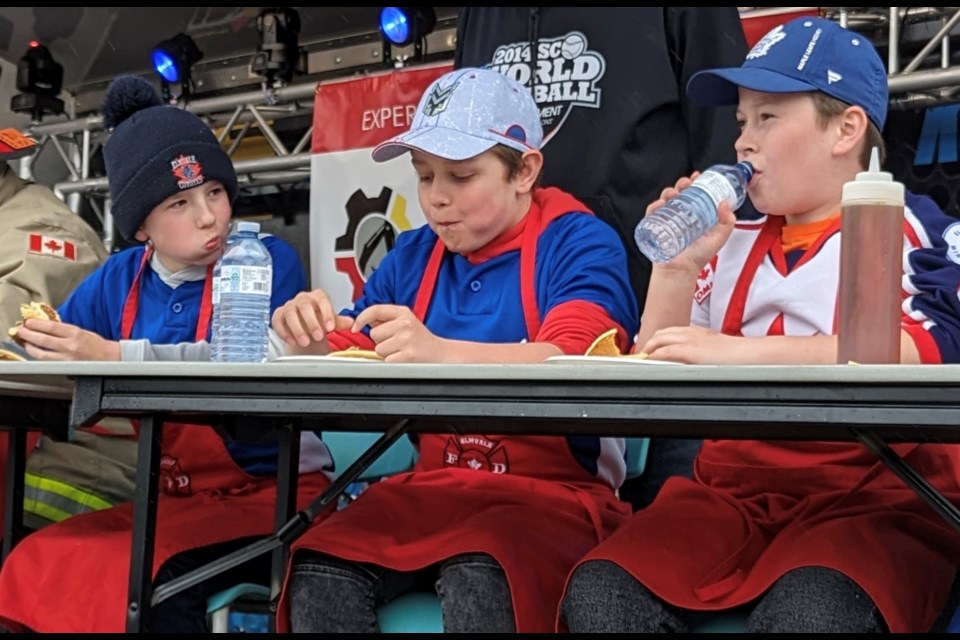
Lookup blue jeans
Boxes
[288,550,516,632]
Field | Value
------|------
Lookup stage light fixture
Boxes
[378,7,436,66]
[251,7,302,87]
[10,40,65,122]
[151,33,203,102]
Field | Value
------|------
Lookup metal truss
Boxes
[20,7,960,249]
[16,19,459,250]
[18,82,319,250]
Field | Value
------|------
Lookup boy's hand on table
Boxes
[353,304,443,363]
[640,325,742,364]
[272,289,353,349]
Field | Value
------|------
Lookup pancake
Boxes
[7,301,60,345]
[327,347,384,360]
[585,328,622,356]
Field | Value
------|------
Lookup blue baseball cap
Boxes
[687,17,888,130]
[372,67,543,163]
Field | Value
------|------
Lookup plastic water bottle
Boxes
[211,221,272,363]
[634,161,754,263]
[209,229,238,362]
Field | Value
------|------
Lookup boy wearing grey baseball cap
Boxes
[560,16,960,634]
[271,67,639,632]
[371,66,543,162]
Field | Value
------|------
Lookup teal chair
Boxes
[205,432,417,632]
[206,582,270,633]
[690,609,749,633]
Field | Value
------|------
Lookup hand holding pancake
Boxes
[14,316,120,361]
[7,302,60,345]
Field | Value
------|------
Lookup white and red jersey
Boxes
[693,191,960,363]
[692,217,839,338]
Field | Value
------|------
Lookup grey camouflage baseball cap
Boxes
[372,67,543,163]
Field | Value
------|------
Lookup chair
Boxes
[205,432,417,632]
[206,582,271,633]
[689,609,749,633]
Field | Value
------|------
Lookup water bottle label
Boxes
[694,171,737,208]
[220,265,272,297]
[212,275,220,305]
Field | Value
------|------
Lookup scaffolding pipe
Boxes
[53,153,313,195]
[27,81,319,137]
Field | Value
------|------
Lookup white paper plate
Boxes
[272,355,383,364]
[546,355,682,366]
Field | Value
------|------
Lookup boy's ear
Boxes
[517,150,544,193]
[834,105,870,157]
[134,228,149,243]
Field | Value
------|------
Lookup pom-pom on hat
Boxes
[101,75,238,242]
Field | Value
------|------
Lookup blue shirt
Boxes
[60,235,306,474]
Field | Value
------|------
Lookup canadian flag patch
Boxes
[28,234,77,261]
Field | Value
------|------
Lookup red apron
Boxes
[276,216,632,633]
[563,226,960,633]
[0,248,333,632]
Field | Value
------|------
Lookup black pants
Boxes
[149,537,271,633]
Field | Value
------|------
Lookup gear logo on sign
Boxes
[334,187,415,300]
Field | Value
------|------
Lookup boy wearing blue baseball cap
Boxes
[270,66,638,632]
[560,17,960,633]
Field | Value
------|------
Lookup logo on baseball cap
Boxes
[372,67,543,163]
[686,17,888,130]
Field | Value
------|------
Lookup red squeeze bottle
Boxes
[836,147,905,364]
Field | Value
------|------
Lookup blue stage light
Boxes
[150,33,203,101]
[152,50,179,83]
[379,7,411,46]
[379,7,435,48]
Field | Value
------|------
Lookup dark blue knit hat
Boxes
[101,76,238,242]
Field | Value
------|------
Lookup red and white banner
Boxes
[739,7,822,48]
[309,62,452,310]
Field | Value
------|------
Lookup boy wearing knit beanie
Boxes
[0,76,334,633]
